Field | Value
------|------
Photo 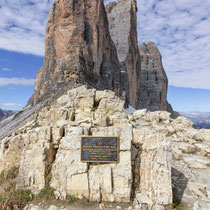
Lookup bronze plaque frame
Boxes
[81,136,119,163]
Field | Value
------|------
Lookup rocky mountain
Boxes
[0,108,17,121]
[29,0,121,105]
[3,0,210,209]
[28,0,177,118]
[182,112,210,129]
[106,0,141,108]
[0,109,4,120]
[139,42,179,118]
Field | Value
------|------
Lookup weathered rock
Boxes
[201,129,210,141]
[0,135,24,173]
[139,42,178,118]
[106,0,141,108]
[1,86,210,209]
[133,133,173,206]
[29,0,121,105]
[17,146,46,194]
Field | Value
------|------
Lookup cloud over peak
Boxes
[0,0,210,90]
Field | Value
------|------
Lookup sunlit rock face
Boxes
[29,0,121,105]
[106,0,141,108]
[1,86,210,209]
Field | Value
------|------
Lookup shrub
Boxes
[0,183,33,210]
[37,184,55,199]
[66,194,78,204]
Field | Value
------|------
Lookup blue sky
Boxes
[0,0,210,112]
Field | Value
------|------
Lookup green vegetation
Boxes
[37,184,55,199]
[172,203,182,210]
[0,166,19,184]
[0,183,33,210]
[66,194,78,204]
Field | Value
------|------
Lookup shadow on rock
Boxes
[171,167,188,204]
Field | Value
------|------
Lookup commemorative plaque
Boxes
[81,136,119,163]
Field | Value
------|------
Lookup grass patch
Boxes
[0,183,33,210]
[172,203,182,210]
[0,166,19,184]
[37,184,55,199]
[66,194,78,204]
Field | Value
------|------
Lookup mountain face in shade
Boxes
[106,0,141,108]
[139,42,168,111]
[0,109,4,120]
[29,0,121,105]
[139,42,179,118]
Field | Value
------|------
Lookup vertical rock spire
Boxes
[106,0,141,108]
[29,0,121,105]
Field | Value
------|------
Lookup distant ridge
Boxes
[0,108,17,121]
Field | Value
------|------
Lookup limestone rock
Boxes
[16,146,46,194]
[29,0,121,105]
[0,135,24,173]
[139,42,178,118]
[195,144,210,156]
[201,129,210,141]
[106,0,141,108]
[1,86,210,208]
[50,127,88,200]
[133,133,173,206]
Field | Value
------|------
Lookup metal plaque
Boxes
[81,136,119,163]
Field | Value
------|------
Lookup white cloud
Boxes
[2,67,12,72]
[137,0,210,90]
[0,0,53,55]
[0,78,35,86]
[0,0,210,90]
[4,103,22,107]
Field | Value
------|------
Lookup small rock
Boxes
[188,162,207,169]
[57,95,69,105]
[56,120,69,127]
[195,144,210,156]
[178,142,195,154]
[116,206,122,209]
[133,109,147,119]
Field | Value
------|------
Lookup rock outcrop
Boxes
[0,86,173,209]
[106,0,141,108]
[29,0,178,117]
[29,0,121,105]
[0,109,4,121]
[139,42,178,118]
[1,86,210,209]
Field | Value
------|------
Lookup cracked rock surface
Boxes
[1,86,210,209]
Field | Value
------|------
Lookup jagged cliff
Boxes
[29,0,121,105]
[106,0,141,108]
[139,42,179,118]
[28,0,178,117]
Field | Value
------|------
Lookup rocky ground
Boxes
[0,85,210,210]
